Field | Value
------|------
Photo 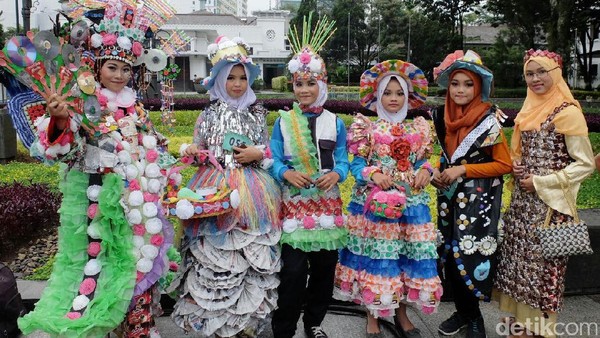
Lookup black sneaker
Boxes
[466,316,487,338]
[305,326,328,338]
[438,312,467,335]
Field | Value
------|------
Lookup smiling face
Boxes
[525,60,555,95]
[225,64,248,99]
[293,77,320,106]
[380,78,406,113]
[448,72,475,106]
[99,59,132,92]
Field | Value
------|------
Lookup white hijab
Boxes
[208,63,257,110]
[375,74,409,123]
[293,79,328,108]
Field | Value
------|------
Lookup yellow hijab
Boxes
[511,55,585,158]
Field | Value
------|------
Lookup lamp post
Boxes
[22,0,32,32]
[15,0,20,33]
[407,12,411,62]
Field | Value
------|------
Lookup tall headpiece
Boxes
[434,50,494,101]
[202,35,260,90]
[287,12,336,83]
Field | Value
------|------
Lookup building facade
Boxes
[161,10,292,92]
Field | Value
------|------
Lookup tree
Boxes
[571,0,600,90]
[325,0,378,83]
[415,0,483,49]
[289,0,318,45]
[485,0,550,48]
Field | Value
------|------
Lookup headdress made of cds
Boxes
[202,35,260,90]
[287,12,336,83]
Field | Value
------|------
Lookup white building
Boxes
[571,26,600,90]
[162,10,292,92]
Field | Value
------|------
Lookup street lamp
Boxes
[406,11,412,62]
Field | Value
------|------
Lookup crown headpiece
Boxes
[523,49,563,68]
[287,12,336,82]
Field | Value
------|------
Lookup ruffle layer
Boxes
[280,227,348,252]
[171,230,281,337]
[346,235,437,261]
[185,166,281,235]
[19,170,136,337]
[346,214,437,242]
[338,248,437,279]
[334,264,442,317]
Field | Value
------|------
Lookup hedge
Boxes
[271,76,288,92]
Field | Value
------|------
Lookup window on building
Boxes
[284,38,290,51]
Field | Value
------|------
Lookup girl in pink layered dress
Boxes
[333,60,442,338]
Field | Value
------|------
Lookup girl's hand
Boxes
[431,168,447,189]
[47,94,68,129]
[439,165,465,185]
[315,171,340,191]
[412,168,431,190]
[183,144,198,157]
[372,172,394,190]
[519,174,536,193]
[233,146,263,164]
[283,170,314,189]
[513,160,525,179]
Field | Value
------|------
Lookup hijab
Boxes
[208,63,257,110]
[444,69,492,157]
[375,74,410,123]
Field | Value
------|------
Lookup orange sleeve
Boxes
[464,133,512,178]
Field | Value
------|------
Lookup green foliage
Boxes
[0,162,59,191]
[27,255,55,280]
[271,76,289,92]
[251,77,265,91]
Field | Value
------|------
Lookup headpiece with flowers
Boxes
[523,49,563,68]
[287,12,336,83]
[434,50,494,101]
[202,35,260,90]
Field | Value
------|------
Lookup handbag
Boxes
[535,172,593,259]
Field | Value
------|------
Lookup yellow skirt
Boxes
[492,289,557,338]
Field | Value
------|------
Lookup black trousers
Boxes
[271,244,339,338]
[444,253,482,321]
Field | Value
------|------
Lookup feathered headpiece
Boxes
[287,12,336,83]
[202,35,260,90]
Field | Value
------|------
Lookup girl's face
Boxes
[449,72,475,106]
[294,77,320,106]
[380,78,405,113]
[226,64,248,99]
[99,60,131,92]
[524,61,555,95]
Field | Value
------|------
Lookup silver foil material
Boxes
[194,100,268,169]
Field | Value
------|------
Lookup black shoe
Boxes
[305,326,328,338]
[466,316,487,338]
[438,312,467,336]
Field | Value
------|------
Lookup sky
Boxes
[247,0,276,14]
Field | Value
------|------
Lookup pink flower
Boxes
[132,42,143,56]
[146,149,159,163]
[348,143,359,154]
[66,312,81,320]
[422,305,435,315]
[376,144,391,157]
[362,288,375,304]
[378,309,391,317]
[380,134,393,145]
[334,215,344,227]
[136,271,144,282]
[340,281,352,292]
[113,109,125,121]
[264,146,272,159]
[384,208,394,218]
[79,278,97,295]
[303,216,316,229]
[133,224,146,236]
[299,52,311,64]
[116,142,124,152]
[407,288,420,301]
[97,93,108,107]
[181,155,194,165]
[87,242,101,257]
[373,191,388,204]
[129,179,141,191]
[144,192,158,202]
[434,287,443,300]
[87,203,98,219]
[102,33,117,46]
[169,262,179,271]
[150,234,164,246]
